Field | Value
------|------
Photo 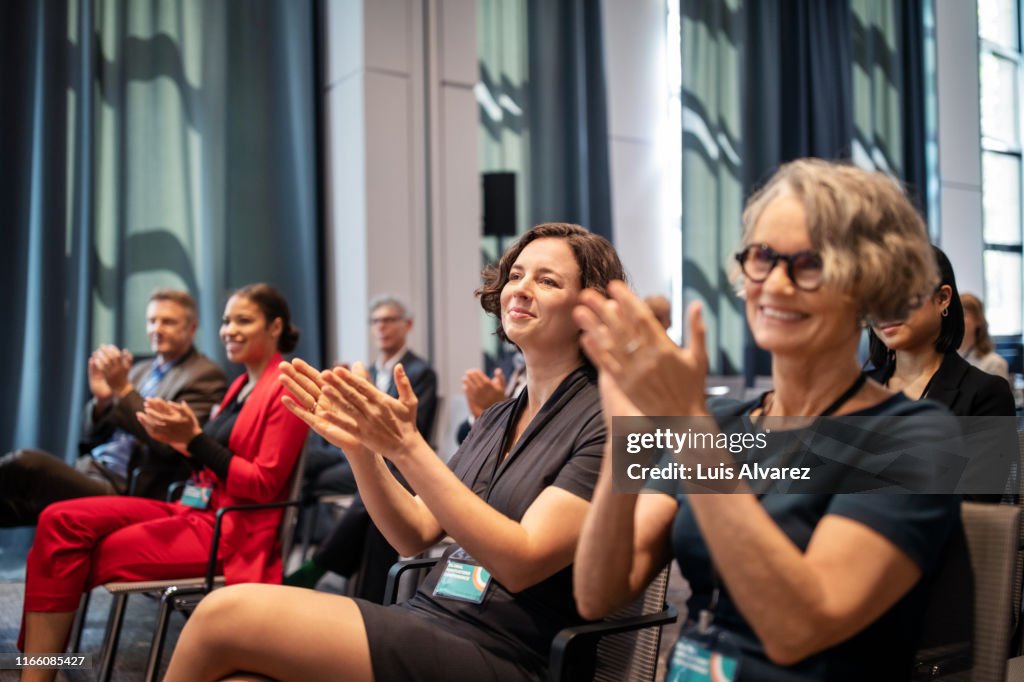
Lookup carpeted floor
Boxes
[0,578,189,681]
[0,558,689,681]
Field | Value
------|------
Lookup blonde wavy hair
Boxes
[733,159,936,323]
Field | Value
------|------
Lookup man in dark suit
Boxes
[303,295,437,496]
[0,289,227,526]
[290,295,437,602]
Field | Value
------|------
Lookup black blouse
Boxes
[401,365,605,675]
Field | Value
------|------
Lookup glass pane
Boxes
[982,152,1023,245]
[980,52,1020,146]
[984,250,1023,335]
[979,0,1019,50]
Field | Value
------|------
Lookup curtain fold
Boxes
[680,0,746,374]
[741,0,854,379]
[2,0,321,458]
[93,0,321,369]
[527,0,613,240]
[1,0,93,459]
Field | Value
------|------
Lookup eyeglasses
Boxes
[734,244,824,291]
[369,316,405,326]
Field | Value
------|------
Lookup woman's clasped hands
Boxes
[136,398,203,450]
[279,358,425,463]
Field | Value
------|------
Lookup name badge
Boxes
[666,611,740,682]
[179,483,213,510]
[432,547,492,604]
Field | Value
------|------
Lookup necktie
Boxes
[91,360,173,480]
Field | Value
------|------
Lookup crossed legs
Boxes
[163,585,374,682]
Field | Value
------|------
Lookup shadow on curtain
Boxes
[1,0,321,457]
[681,0,927,381]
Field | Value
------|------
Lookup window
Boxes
[979,0,1024,336]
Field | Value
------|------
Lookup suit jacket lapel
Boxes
[925,352,966,407]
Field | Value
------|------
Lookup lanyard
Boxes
[757,372,867,418]
[705,372,867,627]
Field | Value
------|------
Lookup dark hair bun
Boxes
[279,324,301,353]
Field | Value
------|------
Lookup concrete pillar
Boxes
[934,0,984,294]
[321,0,480,456]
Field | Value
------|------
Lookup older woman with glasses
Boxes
[573,159,963,681]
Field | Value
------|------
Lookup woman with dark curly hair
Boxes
[163,224,627,682]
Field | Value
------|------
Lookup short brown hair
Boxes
[148,289,198,323]
[736,159,936,323]
[477,223,626,343]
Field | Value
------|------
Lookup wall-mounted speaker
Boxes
[482,172,516,237]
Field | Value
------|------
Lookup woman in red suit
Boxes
[18,283,308,682]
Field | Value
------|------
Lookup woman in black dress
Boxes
[163,223,626,682]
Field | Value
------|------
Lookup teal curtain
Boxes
[2,0,321,459]
[1,0,94,459]
[851,0,929,212]
[527,0,613,240]
[680,0,746,374]
[679,0,930,379]
[92,0,322,369]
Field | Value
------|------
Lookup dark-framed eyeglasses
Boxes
[734,244,824,291]
[369,315,405,326]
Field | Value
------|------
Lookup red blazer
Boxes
[199,353,307,584]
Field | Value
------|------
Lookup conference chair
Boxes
[383,557,678,682]
[917,502,1020,681]
[69,447,306,682]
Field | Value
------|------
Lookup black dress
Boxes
[354,366,605,682]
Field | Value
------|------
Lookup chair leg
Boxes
[299,502,315,562]
[98,593,128,682]
[67,590,90,653]
[144,595,174,682]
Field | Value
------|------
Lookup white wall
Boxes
[601,0,677,317]
[934,0,985,295]
[321,0,480,456]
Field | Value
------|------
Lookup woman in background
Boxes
[161,224,625,682]
[959,292,1011,384]
[18,283,307,682]
[868,246,1014,417]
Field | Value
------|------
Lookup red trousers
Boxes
[19,496,219,648]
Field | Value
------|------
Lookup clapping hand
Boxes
[91,345,133,396]
[137,397,202,447]
[462,368,506,417]
[279,358,371,459]
[574,281,708,417]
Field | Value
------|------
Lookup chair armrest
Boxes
[166,480,188,502]
[383,557,442,605]
[159,584,210,615]
[127,467,143,496]
[913,641,973,679]
[204,500,303,592]
[547,605,679,682]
